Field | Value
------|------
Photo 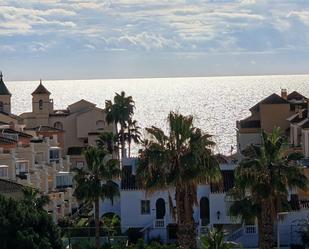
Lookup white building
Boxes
[100,155,242,243]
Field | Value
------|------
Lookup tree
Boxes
[97,131,119,156]
[124,119,142,157]
[229,128,309,249]
[0,192,62,249]
[22,186,50,209]
[137,112,221,249]
[105,91,135,159]
[73,147,120,249]
[201,228,241,249]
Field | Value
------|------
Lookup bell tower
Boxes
[0,72,12,114]
[32,79,54,114]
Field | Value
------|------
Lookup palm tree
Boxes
[201,228,241,249]
[96,131,118,156]
[124,119,141,157]
[229,128,308,249]
[105,91,135,159]
[73,147,120,249]
[137,112,221,249]
[22,186,50,209]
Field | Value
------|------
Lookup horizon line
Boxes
[5,72,309,82]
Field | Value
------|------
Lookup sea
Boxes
[6,74,309,155]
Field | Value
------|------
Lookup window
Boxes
[16,161,28,179]
[0,101,3,112]
[50,149,60,163]
[0,166,8,178]
[16,161,28,175]
[96,120,105,128]
[56,173,73,189]
[54,121,63,130]
[39,100,43,110]
[141,200,150,215]
[76,161,84,168]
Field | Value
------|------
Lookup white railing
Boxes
[245,225,257,234]
[154,219,165,228]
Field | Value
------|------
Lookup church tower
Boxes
[32,80,54,114]
[0,72,12,114]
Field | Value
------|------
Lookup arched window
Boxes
[39,100,43,110]
[54,122,63,130]
[0,102,3,112]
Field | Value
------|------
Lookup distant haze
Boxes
[1,0,309,81]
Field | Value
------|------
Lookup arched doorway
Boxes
[156,198,166,219]
[200,197,210,226]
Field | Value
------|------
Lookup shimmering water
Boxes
[7,74,309,155]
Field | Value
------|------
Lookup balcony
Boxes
[154,219,165,228]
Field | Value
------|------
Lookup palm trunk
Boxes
[120,126,126,159]
[259,199,274,249]
[176,186,197,249]
[128,140,131,157]
[95,199,100,249]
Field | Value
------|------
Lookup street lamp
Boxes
[277,212,289,249]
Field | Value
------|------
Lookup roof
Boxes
[0,72,11,96]
[298,119,309,129]
[26,125,64,132]
[0,179,24,199]
[287,109,307,123]
[0,111,19,120]
[250,93,289,112]
[0,136,17,145]
[49,109,70,117]
[288,91,307,101]
[31,80,50,95]
[68,99,96,113]
[0,128,33,139]
[0,121,9,125]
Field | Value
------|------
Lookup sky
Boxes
[0,0,309,80]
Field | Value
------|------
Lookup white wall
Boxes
[120,190,173,229]
[209,193,238,225]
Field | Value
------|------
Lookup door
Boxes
[156,198,166,219]
[200,197,210,226]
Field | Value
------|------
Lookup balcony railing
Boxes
[154,219,165,228]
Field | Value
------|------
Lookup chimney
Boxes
[281,88,287,100]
